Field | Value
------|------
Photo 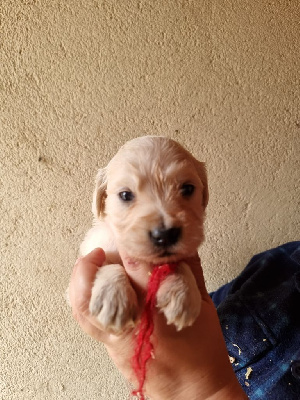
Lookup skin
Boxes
[69,248,248,400]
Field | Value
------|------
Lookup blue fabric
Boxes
[210,242,300,399]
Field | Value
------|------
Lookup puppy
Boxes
[80,136,208,334]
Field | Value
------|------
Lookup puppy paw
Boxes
[156,262,201,331]
[89,264,138,334]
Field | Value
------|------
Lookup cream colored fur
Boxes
[80,136,208,333]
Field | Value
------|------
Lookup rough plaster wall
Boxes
[1,0,299,399]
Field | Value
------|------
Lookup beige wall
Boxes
[1,1,299,399]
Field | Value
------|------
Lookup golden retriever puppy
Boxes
[80,136,208,334]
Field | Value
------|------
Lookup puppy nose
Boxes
[149,227,182,247]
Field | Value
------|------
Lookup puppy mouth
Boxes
[151,248,182,264]
[159,250,174,257]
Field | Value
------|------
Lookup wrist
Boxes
[206,380,249,400]
[147,369,247,400]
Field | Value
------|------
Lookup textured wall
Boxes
[1,0,299,399]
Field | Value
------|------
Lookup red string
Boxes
[131,263,177,399]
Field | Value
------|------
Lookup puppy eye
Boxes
[119,191,134,202]
[181,183,195,197]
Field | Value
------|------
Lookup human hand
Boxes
[69,248,247,400]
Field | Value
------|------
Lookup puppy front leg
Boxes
[156,262,202,331]
[90,264,138,334]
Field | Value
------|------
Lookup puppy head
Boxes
[93,136,208,263]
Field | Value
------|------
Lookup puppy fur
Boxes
[80,136,208,333]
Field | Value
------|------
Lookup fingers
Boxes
[69,248,108,342]
[72,308,109,342]
[184,254,210,300]
[69,248,105,310]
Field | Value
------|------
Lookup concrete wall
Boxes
[1,1,299,398]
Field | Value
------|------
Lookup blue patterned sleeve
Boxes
[210,242,300,399]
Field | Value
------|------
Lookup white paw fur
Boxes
[156,262,201,331]
[89,264,138,334]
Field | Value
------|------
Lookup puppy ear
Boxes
[195,161,209,208]
[92,168,107,218]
